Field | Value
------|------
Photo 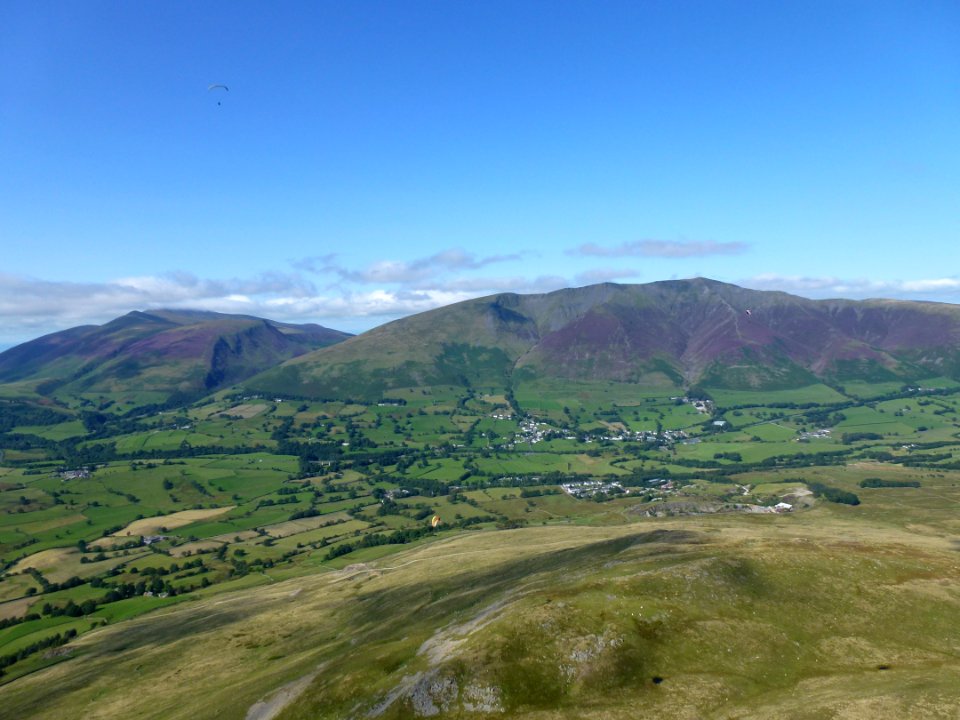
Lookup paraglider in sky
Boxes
[745,309,752,317]
[208,84,229,105]
[430,515,441,529]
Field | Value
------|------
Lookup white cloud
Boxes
[242,288,479,319]
[291,253,338,273]
[899,278,960,293]
[572,239,749,258]
[296,248,525,285]
[0,271,315,344]
[741,274,960,299]
[7,260,960,350]
[0,267,565,347]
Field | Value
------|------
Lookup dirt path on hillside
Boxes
[244,665,325,720]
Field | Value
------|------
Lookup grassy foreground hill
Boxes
[0,310,350,408]
[2,507,960,720]
[247,278,960,402]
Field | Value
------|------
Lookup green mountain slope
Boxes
[247,278,960,400]
[0,310,351,403]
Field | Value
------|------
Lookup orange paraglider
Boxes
[430,515,441,528]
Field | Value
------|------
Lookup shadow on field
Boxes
[348,528,703,636]
[97,603,261,654]
[0,599,266,714]
[0,528,704,719]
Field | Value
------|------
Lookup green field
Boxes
[4,378,960,717]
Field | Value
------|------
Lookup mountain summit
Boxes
[0,310,351,402]
[249,278,960,399]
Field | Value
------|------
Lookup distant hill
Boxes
[247,278,960,400]
[0,310,351,403]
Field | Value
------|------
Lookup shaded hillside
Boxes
[0,310,351,402]
[5,521,960,720]
[248,278,960,399]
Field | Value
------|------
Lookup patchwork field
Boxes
[112,507,236,537]
[3,377,960,717]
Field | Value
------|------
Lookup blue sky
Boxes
[2,1,958,346]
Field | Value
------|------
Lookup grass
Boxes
[11,421,87,442]
[111,507,236,537]
[3,516,960,719]
[708,383,848,407]
[10,547,150,584]
[271,519,371,550]
[5,378,960,717]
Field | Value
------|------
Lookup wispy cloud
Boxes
[0,266,568,346]
[742,274,960,299]
[291,253,339,274]
[0,271,316,335]
[571,239,749,258]
[7,258,960,349]
[296,248,525,285]
[257,288,482,319]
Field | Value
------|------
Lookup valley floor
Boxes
[4,379,960,717]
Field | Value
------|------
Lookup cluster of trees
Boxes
[713,451,743,462]
[256,495,299,509]
[900,453,960,468]
[805,480,860,505]
[23,569,84,595]
[395,476,451,497]
[71,441,267,465]
[0,401,69,433]
[841,432,884,444]
[799,409,847,426]
[133,558,205,578]
[41,599,98,618]
[324,525,434,560]
[0,612,41,631]
[859,478,921,488]
[79,410,149,439]
[518,487,561,498]
[0,628,77,676]
[13,558,213,650]
[0,431,60,456]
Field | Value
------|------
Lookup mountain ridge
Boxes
[248,278,960,399]
[0,309,352,402]
[5,279,960,406]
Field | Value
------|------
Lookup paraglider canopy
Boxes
[208,84,228,106]
[430,515,441,529]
